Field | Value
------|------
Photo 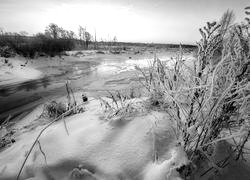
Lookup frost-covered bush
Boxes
[137,9,250,178]
[42,101,68,119]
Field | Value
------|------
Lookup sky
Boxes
[0,0,249,44]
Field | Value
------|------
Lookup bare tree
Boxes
[78,26,85,41]
[45,23,60,39]
[78,26,86,47]
[59,28,67,39]
[78,26,93,49]
[113,36,117,46]
[67,30,76,39]
[85,31,92,49]
[0,27,4,35]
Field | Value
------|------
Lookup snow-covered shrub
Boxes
[41,82,85,119]
[41,101,68,119]
[137,9,250,178]
[99,90,146,124]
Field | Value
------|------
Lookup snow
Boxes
[0,58,42,86]
[93,54,195,76]
[143,146,189,180]
[0,98,188,180]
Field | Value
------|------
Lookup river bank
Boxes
[0,48,193,122]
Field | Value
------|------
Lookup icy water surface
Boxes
[0,52,193,122]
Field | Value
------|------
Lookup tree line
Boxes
[0,23,93,58]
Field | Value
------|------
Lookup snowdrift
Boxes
[0,98,188,180]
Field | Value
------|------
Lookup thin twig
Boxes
[16,103,85,180]
[37,140,47,164]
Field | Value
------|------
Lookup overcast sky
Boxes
[0,0,249,44]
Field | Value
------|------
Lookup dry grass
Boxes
[41,82,84,119]
[0,115,15,150]
[137,10,250,178]
[99,90,146,123]
[40,82,85,135]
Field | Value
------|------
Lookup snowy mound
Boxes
[0,98,188,180]
[0,58,42,86]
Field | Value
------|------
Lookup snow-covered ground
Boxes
[1,50,249,180]
[0,57,42,86]
[94,54,195,75]
[0,97,188,180]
